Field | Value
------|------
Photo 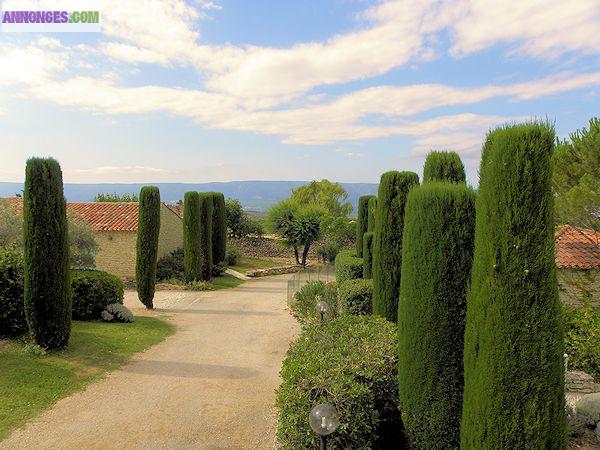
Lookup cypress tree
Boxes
[356,195,375,257]
[210,192,227,264]
[362,232,374,279]
[397,182,475,449]
[461,123,566,448]
[136,186,161,309]
[423,151,466,184]
[199,193,213,281]
[372,171,418,323]
[23,158,71,350]
[367,197,377,232]
[184,192,201,282]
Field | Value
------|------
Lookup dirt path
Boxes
[1,276,300,449]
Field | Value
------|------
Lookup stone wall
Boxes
[228,236,318,261]
[158,204,184,260]
[559,269,600,307]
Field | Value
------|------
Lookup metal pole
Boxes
[319,435,326,450]
[320,311,324,322]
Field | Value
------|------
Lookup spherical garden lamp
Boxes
[315,299,329,322]
[309,403,339,450]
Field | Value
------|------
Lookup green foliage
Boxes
[199,193,213,281]
[156,247,184,281]
[422,151,466,184]
[334,249,363,283]
[291,281,338,325]
[397,182,475,449]
[101,303,134,323]
[372,171,419,323]
[553,117,600,229]
[338,278,373,316]
[136,186,160,309]
[0,249,26,337]
[0,202,23,249]
[356,195,375,257]
[564,303,600,381]
[71,269,124,321]
[183,192,201,282]
[94,192,138,202]
[315,216,355,263]
[225,245,239,266]
[362,232,374,279]
[461,123,566,448]
[66,211,99,269]
[275,316,403,449]
[23,158,71,350]
[224,198,263,238]
[290,179,353,217]
[367,197,377,232]
[209,192,227,263]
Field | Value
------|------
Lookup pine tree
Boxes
[136,186,161,309]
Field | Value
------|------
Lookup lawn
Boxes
[210,273,246,289]
[230,256,276,274]
[0,317,173,441]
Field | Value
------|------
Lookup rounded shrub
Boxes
[23,157,71,350]
[225,245,239,266]
[136,186,161,309]
[0,249,26,337]
[156,247,184,281]
[334,249,363,283]
[362,231,374,279]
[461,123,566,448]
[338,278,373,316]
[199,193,213,281]
[210,192,227,264]
[183,192,201,282]
[367,196,377,232]
[372,171,419,323]
[356,195,375,257]
[291,280,329,325]
[397,182,475,449]
[101,303,134,323]
[564,303,600,381]
[71,269,124,321]
[422,151,466,184]
[275,315,403,449]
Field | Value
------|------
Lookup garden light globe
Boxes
[315,300,329,315]
[309,403,339,436]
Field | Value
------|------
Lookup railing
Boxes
[286,264,335,307]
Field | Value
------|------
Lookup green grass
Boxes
[209,273,246,289]
[0,317,173,441]
[230,257,276,274]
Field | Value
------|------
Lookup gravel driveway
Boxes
[1,275,299,449]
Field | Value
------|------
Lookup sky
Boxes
[0,0,599,185]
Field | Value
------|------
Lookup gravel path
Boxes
[1,275,299,449]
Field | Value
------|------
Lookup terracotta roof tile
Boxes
[555,225,600,270]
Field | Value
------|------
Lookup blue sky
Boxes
[1,0,599,185]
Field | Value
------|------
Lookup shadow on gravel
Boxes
[123,360,261,379]
[154,308,278,316]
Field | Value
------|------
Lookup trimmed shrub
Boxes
[564,302,600,381]
[183,192,201,282]
[225,245,239,266]
[276,315,403,449]
[291,281,338,325]
[362,231,374,279]
[156,247,184,281]
[199,193,213,281]
[71,269,124,321]
[334,249,363,283]
[372,171,419,323]
[0,249,26,336]
[422,151,466,184]
[461,123,566,448]
[210,192,227,264]
[101,303,134,323]
[397,182,475,449]
[356,195,375,257]
[367,196,377,232]
[338,278,373,316]
[23,157,71,350]
[136,186,160,309]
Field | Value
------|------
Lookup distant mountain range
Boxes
[0,181,378,214]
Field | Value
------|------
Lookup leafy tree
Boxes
[290,180,353,217]
[23,158,71,350]
[225,198,255,238]
[136,186,161,309]
[422,151,466,184]
[94,192,139,202]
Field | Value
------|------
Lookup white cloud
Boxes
[74,165,170,174]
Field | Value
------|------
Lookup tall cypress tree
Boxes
[423,151,466,184]
[397,182,475,449]
[199,193,213,281]
[184,192,201,282]
[356,195,375,257]
[136,186,161,309]
[362,232,374,279]
[367,197,377,232]
[461,123,566,449]
[23,158,71,350]
[210,192,227,264]
[372,171,419,323]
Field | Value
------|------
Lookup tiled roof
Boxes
[555,225,600,270]
[165,203,183,219]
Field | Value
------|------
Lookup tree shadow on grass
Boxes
[123,360,261,379]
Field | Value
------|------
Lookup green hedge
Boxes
[397,182,475,449]
[372,171,419,323]
[276,315,404,449]
[291,280,338,325]
[367,197,377,232]
[422,151,466,184]
[461,123,566,448]
[136,186,160,309]
[564,302,600,381]
[0,249,26,337]
[23,157,71,350]
[334,249,363,283]
[356,195,375,257]
[183,192,201,282]
[362,232,374,279]
[198,193,213,281]
[210,192,227,264]
[72,269,124,321]
[338,278,373,316]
